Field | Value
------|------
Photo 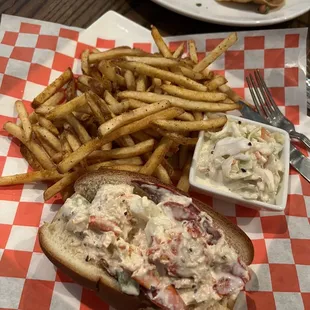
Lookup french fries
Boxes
[194,33,237,72]
[206,75,228,91]
[88,139,155,162]
[33,125,62,152]
[15,100,32,141]
[152,116,227,132]
[188,40,198,64]
[140,137,173,175]
[57,107,183,173]
[4,122,55,170]
[98,100,170,136]
[161,84,227,102]
[89,47,148,63]
[0,170,64,186]
[172,42,185,58]
[32,68,73,108]
[46,93,87,120]
[65,114,91,143]
[115,61,207,92]
[1,28,249,202]
[177,155,192,192]
[118,91,240,112]
[151,26,172,58]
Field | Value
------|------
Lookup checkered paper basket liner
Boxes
[0,16,309,310]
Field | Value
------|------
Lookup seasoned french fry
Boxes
[116,135,135,147]
[194,33,237,72]
[89,47,148,63]
[4,122,55,170]
[118,91,240,112]
[35,92,65,116]
[57,107,184,173]
[65,113,91,143]
[0,170,65,186]
[152,116,227,132]
[104,90,120,107]
[161,158,174,177]
[98,60,126,87]
[219,84,253,107]
[131,131,153,142]
[223,98,235,104]
[81,49,90,75]
[161,84,227,102]
[151,125,198,145]
[140,136,173,176]
[151,25,172,57]
[33,125,62,152]
[101,142,113,151]
[179,145,189,170]
[37,116,59,136]
[98,100,170,136]
[64,130,81,151]
[105,165,142,173]
[124,70,136,91]
[124,99,147,109]
[51,152,63,164]
[20,143,43,171]
[123,56,180,68]
[86,92,106,124]
[188,40,198,64]
[61,185,75,201]
[172,42,185,58]
[88,139,154,162]
[32,68,73,108]
[66,79,76,101]
[15,100,32,141]
[177,156,192,192]
[154,164,172,185]
[193,111,203,121]
[87,157,143,170]
[35,133,57,157]
[206,75,228,91]
[78,75,106,96]
[44,170,81,201]
[136,75,148,92]
[46,93,87,120]
[114,61,207,92]
[178,67,206,81]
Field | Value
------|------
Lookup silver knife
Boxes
[239,101,310,183]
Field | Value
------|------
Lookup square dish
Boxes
[189,114,290,211]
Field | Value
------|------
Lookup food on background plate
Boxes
[196,118,285,204]
[217,0,284,14]
[39,170,254,310]
[0,26,247,201]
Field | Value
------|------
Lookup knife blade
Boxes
[239,101,310,183]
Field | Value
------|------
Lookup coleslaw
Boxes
[197,119,285,204]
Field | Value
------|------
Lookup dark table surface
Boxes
[0,0,309,36]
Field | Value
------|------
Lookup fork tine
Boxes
[246,76,265,117]
[248,74,272,120]
[251,72,273,119]
[254,69,281,114]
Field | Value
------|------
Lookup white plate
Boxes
[152,0,310,26]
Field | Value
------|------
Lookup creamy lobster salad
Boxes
[60,182,250,310]
[197,119,285,204]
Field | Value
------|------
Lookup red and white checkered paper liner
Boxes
[0,14,309,310]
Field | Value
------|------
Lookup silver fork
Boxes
[246,69,310,152]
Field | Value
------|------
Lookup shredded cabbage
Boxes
[197,120,284,204]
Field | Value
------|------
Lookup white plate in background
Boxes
[152,0,310,27]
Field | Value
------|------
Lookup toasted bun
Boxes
[39,169,254,310]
